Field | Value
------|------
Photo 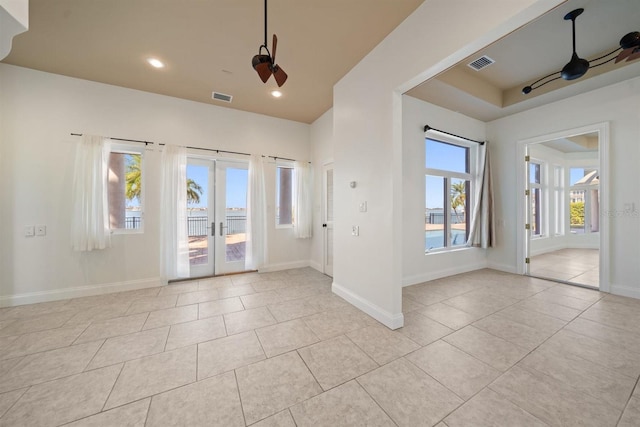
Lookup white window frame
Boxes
[275,160,295,228]
[553,164,564,236]
[424,135,477,254]
[529,158,546,239]
[109,143,145,234]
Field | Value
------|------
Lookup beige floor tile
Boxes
[544,284,603,302]
[347,325,420,365]
[443,326,529,372]
[472,314,553,350]
[125,295,178,315]
[255,319,319,357]
[528,290,595,311]
[290,380,395,427]
[104,345,197,409]
[0,324,86,360]
[240,291,286,309]
[580,306,640,334]
[157,281,199,296]
[520,345,636,410]
[64,302,132,327]
[164,316,226,350]
[111,287,161,301]
[566,317,640,354]
[0,357,21,378]
[250,410,296,427]
[0,364,121,427]
[142,304,198,330]
[218,284,256,299]
[496,306,567,335]
[74,313,148,344]
[0,341,102,393]
[541,329,640,379]
[401,297,426,313]
[197,276,233,290]
[357,357,463,427]
[230,273,265,286]
[514,298,582,321]
[268,298,322,322]
[176,289,219,306]
[197,331,265,380]
[406,340,501,400]
[224,307,277,336]
[489,366,621,427]
[199,297,245,318]
[250,280,290,293]
[619,392,640,427]
[308,294,350,312]
[419,302,481,330]
[403,285,449,306]
[236,351,322,425]
[146,371,244,426]
[443,291,519,317]
[444,388,547,427]
[302,306,377,341]
[276,284,327,300]
[397,311,453,346]
[87,326,169,369]
[298,335,377,391]
[482,282,548,300]
[1,300,72,320]
[0,388,27,418]
[64,398,150,427]
[0,309,78,337]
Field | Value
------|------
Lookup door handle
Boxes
[219,221,227,236]
[322,223,327,228]
[211,222,215,236]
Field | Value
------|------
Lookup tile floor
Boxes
[530,248,599,287]
[0,268,639,426]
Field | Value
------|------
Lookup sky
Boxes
[425,138,468,209]
[187,164,247,209]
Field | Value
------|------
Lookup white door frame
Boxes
[515,122,610,292]
[322,161,334,277]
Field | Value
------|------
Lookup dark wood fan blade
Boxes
[615,47,634,63]
[273,65,288,87]
[255,62,272,83]
[272,34,278,64]
[626,48,640,62]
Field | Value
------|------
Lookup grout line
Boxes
[233,369,248,426]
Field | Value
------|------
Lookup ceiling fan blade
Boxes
[255,62,273,83]
[272,65,288,87]
[272,34,278,64]
[615,47,635,63]
[626,48,640,62]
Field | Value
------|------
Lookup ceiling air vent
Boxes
[212,92,233,103]
[467,55,495,71]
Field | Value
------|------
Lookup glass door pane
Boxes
[215,161,248,274]
[187,159,214,278]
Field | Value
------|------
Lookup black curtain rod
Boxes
[71,133,298,162]
[423,125,485,145]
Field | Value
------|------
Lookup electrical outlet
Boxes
[359,201,367,212]
[24,225,35,237]
[36,225,46,236]
[352,225,359,236]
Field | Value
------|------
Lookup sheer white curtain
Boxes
[160,144,189,283]
[467,143,495,248]
[245,154,267,270]
[293,161,313,238]
[71,135,112,251]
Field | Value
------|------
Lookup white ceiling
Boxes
[406,0,640,122]
[1,0,424,124]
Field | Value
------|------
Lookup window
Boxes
[529,160,544,237]
[276,163,294,226]
[107,145,144,231]
[425,138,474,252]
[569,167,599,234]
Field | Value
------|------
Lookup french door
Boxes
[322,163,334,277]
[187,158,248,278]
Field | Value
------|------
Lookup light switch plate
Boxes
[36,225,46,236]
[25,225,35,237]
[359,201,367,212]
[352,225,359,236]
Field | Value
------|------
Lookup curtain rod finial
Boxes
[424,125,431,132]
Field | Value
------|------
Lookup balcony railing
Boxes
[125,216,246,236]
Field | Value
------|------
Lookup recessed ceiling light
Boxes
[271,90,282,98]
[147,58,165,68]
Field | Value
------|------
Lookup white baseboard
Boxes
[609,283,640,300]
[402,261,488,287]
[259,260,310,273]
[332,281,404,330]
[487,261,518,274]
[0,277,161,308]
[308,260,323,273]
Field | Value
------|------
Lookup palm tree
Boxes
[450,181,466,224]
[125,155,203,204]
[186,179,203,204]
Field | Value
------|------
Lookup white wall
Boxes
[402,95,487,286]
[0,64,311,306]
[331,0,563,328]
[309,109,334,273]
[488,75,640,299]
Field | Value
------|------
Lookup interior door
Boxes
[187,158,215,278]
[322,163,334,277]
[524,150,532,276]
[215,160,249,275]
